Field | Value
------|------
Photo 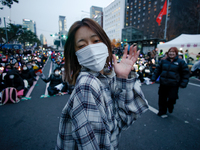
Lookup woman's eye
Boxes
[78,45,85,49]
[94,40,101,43]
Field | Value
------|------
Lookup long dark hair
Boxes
[64,18,113,85]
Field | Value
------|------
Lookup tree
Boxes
[18,29,41,47]
[0,23,41,47]
[0,0,19,10]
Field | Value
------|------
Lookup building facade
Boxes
[90,6,103,27]
[22,19,37,35]
[40,34,46,45]
[124,0,200,41]
[58,16,67,36]
[103,0,125,42]
[124,0,172,41]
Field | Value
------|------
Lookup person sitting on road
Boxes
[4,68,25,95]
[54,60,62,70]
[3,64,12,74]
[20,64,34,87]
[137,66,145,83]
[13,62,21,73]
[27,62,37,81]
[59,65,71,93]
[32,60,40,77]
[0,64,6,92]
[40,68,63,96]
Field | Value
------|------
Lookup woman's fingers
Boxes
[131,50,140,62]
[129,45,137,59]
[122,45,128,60]
[129,45,134,57]
[112,54,117,65]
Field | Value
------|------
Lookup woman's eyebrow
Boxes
[77,34,98,44]
[77,39,85,44]
[90,34,98,38]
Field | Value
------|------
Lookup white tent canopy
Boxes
[157,34,200,60]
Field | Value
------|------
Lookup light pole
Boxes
[4,17,8,44]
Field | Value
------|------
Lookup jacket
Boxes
[20,70,34,80]
[4,69,24,91]
[42,74,63,87]
[152,56,190,88]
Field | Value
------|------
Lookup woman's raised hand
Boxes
[113,45,140,79]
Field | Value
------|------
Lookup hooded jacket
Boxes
[152,56,190,88]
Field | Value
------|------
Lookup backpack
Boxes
[0,87,19,105]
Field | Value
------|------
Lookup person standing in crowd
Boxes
[161,52,168,60]
[159,49,163,56]
[185,50,189,64]
[196,52,200,61]
[56,18,148,150]
[151,47,190,118]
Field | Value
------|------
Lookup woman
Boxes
[56,18,148,150]
[152,47,190,118]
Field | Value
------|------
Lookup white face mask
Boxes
[9,75,14,79]
[23,67,27,70]
[61,68,65,71]
[75,43,109,72]
[55,71,60,75]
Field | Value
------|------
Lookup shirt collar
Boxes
[80,66,115,79]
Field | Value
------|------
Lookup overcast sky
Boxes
[0,0,114,45]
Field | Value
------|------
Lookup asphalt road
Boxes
[0,59,200,150]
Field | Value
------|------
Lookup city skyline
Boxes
[0,0,114,45]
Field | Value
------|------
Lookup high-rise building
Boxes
[40,34,46,45]
[90,6,103,27]
[124,0,200,41]
[22,19,36,35]
[103,0,125,42]
[58,16,67,36]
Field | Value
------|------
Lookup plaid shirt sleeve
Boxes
[112,76,149,129]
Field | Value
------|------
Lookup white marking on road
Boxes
[44,61,52,96]
[148,105,159,114]
[188,82,200,87]
[26,58,49,98]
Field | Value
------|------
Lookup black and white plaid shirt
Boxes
[56,68,148,150]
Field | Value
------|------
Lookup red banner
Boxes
[156,0,167,26]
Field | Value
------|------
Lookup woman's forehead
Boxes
[75,26,97,41]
